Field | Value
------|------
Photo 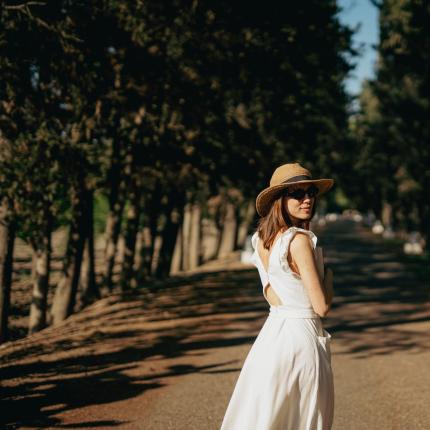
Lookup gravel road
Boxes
[1,219,429,429]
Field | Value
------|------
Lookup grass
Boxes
[94,192,109,235]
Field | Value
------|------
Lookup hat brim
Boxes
[256,178,334,217]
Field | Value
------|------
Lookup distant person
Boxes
[220,162,334,430]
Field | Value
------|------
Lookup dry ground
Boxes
[1,219,430,429]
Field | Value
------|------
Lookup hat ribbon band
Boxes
[281,175,311,184]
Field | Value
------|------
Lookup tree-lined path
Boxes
[1,219,430,429]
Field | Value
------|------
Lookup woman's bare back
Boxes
[257,231,293,306]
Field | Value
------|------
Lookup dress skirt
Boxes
[220,305,334,430]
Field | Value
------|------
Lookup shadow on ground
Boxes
[319,220,430,358]
[0,267,267,428]
[1,219,429,427]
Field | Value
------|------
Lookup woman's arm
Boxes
[289,233,330,317]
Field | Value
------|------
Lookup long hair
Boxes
[257,194,317,249]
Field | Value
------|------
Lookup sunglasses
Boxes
[284,185,319,200]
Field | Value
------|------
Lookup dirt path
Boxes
[1,219,430,429]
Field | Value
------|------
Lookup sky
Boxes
[337,0,380,95]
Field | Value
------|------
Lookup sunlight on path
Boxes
[1,219,429,429]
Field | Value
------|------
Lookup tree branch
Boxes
[4,2,45,10]
[4,2,83,45]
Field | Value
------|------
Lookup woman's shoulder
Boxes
[280,226,318,251]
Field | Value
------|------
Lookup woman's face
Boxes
[282,184,316,225]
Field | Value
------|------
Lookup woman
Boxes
[220,162,334,430]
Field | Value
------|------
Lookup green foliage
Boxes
[1,0,353,251]
[352,0,430,244]
[94,192,109,235]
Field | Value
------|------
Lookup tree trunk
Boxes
[181,202,192,271]
[0,199,15,343]
[133,230,143,282]
[79,189,99,306]
[51,185,87,325]
[135,226,152,283]
[137,209,153,282]
[120,178,142,290]
[150,234,163,275]
[28,216,52,334]
[170,223,183,275]
[236,200,255,249]
[418,202,430,251]
[381,201,393,227]
[156,206,183,278]
[217,201,237,258]
[155,190,185,277]
[213,198,225,259]
[103,137,127,290]
[188,204,201,270]
[103,183,126,290]
[200,197,221,262]
[144,187,166,277]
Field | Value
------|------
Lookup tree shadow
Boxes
[319,219,430,358]
[0,266,266,428]
[1,316,253,428]
[1,219,429,426]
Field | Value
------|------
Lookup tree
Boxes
[354,0,430,243]
[0,197,15,343]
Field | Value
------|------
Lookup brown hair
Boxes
[257,194,317,249]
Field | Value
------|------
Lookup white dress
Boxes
[220,227,334,430]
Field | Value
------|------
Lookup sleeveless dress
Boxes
[220,227,334,430]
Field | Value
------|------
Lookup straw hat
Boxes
[256,163,334,217]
